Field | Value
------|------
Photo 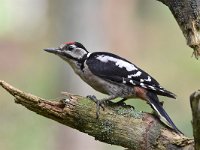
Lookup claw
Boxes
[86,95,105,119]
[86,95,117,118]
[86,95,97,101]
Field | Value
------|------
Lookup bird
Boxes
[44,41,182,134]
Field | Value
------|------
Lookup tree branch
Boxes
[0,80,194,149]
[157,0,200,59]
[190,90,200,150]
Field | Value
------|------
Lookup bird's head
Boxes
[44,42,89,62]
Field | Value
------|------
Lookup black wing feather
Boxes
[86,52,176,98]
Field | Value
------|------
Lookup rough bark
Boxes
[190,90,200,150]
[157,0,200,59]
[0,80,194,149]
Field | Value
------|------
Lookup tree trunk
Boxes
[157,0,200,59]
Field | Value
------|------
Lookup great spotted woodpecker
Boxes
[44,41,182,134]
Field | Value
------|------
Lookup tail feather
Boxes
[146,92,182,134]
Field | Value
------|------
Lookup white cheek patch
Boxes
[67,48,87,59]
[96,55,138,71]
[75,48,87,58]
[87,53,91,57]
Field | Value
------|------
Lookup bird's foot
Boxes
[86,95,105,119]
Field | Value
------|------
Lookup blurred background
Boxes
[0,0,199,150]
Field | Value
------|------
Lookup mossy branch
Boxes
[0,80,194,149]
[157,0,200,59]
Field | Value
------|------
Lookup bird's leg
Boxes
[86,95,104,118]
[87,95,117,119]
[86,95,105,109]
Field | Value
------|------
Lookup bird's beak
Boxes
[43,47,61,54]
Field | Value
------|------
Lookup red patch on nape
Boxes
[64,41,75,45]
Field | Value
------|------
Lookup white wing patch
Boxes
[127,71,142,78]
[96,55,138,71]
[140,79,144,82]
[129,80,136,85]
[140,83,147,88]
[144,76,151,82]
[148,85,156,90]
[122,78,126,84]
[159,89,165,92]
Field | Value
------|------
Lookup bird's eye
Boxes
[68,45,74,51]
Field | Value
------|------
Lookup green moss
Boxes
[112,105,143,119]
[78,97,94,107]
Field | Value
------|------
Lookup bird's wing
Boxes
[86,52,176,98]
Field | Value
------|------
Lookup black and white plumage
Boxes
[86,52,175,98]
[44,41,182,134]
